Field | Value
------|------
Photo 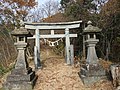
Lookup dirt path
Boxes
[34,57,85,90]
[33,48,114,90]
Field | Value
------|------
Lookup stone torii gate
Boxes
[24,21,82,69]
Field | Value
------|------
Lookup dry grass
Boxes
[99,58,112,71]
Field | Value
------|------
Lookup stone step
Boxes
[7,71,35,82]
[4,71,37,90]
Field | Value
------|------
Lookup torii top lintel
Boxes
[24,21,82,30]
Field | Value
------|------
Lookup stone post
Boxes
[79,21,106,86]
[70,45,74,65]
[4,26,37,90]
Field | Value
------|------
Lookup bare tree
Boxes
[27,0,60,22]
[26,7,45,22]
[41,0,60,17]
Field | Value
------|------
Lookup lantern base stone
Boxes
[79,64,106,86]
[3,67,37,90]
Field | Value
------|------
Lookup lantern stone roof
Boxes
[11,20,32,36]
[11,27,32,36]
[83,21,102,33]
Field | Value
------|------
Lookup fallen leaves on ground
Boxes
[33,53,114,90]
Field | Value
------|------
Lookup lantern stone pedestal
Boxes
[79,21,106,86]
[3,26,37,90]
[79,64,106,86]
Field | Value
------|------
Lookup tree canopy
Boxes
[0,0,36,26]
[60,0,120,62]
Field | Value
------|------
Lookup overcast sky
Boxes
[37,0,61,5]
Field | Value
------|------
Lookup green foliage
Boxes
[60,0,70,8]
[116,37,120,43]
[0,64,14,77]
[0,66,6,76]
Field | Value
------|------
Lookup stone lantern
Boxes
[84,21,101,64]
[79,21,106,86]
[4,24,37,90]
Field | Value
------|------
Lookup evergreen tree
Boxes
[60,0,97,21]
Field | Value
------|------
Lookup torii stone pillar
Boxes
[65,28,71,65]
[79,21,106,86]
[4,26,37,90]
[34,28,41,69]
